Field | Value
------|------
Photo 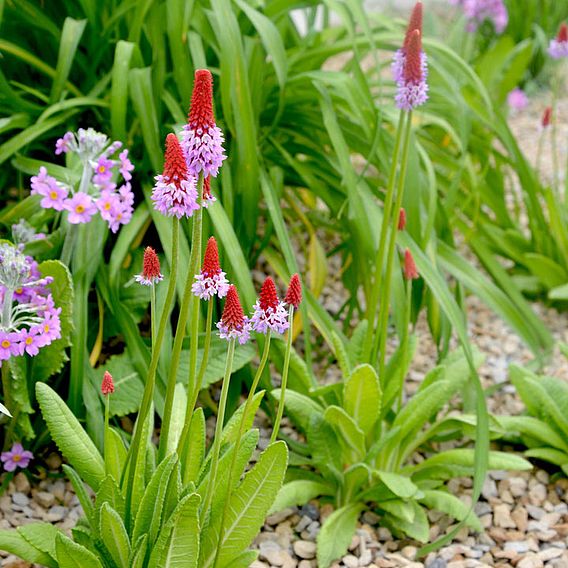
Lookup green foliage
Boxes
[271,355,531,567]
[498,365,568,476]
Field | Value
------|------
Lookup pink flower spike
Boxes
[284,274,302,309]
[135,246,163,286]
[549,22,568,58]
[217,285,251,344]
[1,443,33,472]
[119,149,134,181]
[542,106,552,128]
[192,236,229,300]
[251,277,289,335]
[404,249,419,280]
[101,371,115,395]
[398,208,407,231]
[65,192,97,224]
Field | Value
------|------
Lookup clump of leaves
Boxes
[270,349,531,567]
[497,362,568,476]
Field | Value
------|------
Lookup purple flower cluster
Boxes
[31,128,135,233]
[250,300,289,335]
[507,88,528,111]
[1,443,33,472]
[392,48,429,110]
[181,125,226,179]
[549,24,568,59]
[450,0,508,34]
[0,244,61,364]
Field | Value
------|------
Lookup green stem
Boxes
[551,77,560,197]
[103,394,111,473]
[2,362,14,450]
[60,223,77,267]
[213,333,272,568]
[158,179,203,463]
[151,284,156,348]
[362,110,406,363]
[374,110,413,376]
[201,338,235,524]
[124,217,179,529]
[271,307,294,444]
[398,279,413,413]
[195,299,214,393]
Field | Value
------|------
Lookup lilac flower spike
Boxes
[250,277,289,335]
[152,133,199,218]
[192,237,229,300]
[1,443,33,472]
[181,69,226,178]
[395,29,429,110]
[549,23,568,59]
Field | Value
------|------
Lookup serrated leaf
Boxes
[420,490,482,531]
[55,533,103,568]
[130,534,148,568]
[148,493,200,568]
[18,522,60,562]
[344,364,381,435]
[316,504,363,568]
[36,383,104,490]
[0,529,57,567]
[105,427,127,482]
[99,503,130,568]
[331,331,351,377]
[62,465,94,525]
[182,407,205,485]
[374,471,418,499]
[323,405,366,459]
[205,441,288,568]
[386,501,429,542]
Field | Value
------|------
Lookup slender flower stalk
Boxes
[374,113,414,373]
[271,274,302,443]
[124,170,180,529]
[101,371,114,473]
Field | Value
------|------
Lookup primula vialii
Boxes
[549,22,568,59]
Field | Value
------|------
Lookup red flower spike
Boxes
[558,23,568,43]
[398,207,407,231]
[284,274,302,309]
[404,30,423,85]
[142,247,161,281]
[221,285,245,331]
[404,249,419,280]
[202,237,221,277]
[163,133,189,189]
[404,2,423,50]
[542,106,552,128]
[203,176,212,201]
[259,277,279,312]
[101,371,115,395]
[188,69,215,130]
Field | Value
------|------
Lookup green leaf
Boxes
[497,416,568,453]
[0,529,57,567]
[271,388,323,433]
[17,522,61,563]
[374,471,418,499]
[324,405,366,459]
[36,383,105,490]
[182,408,205,484]
[55,533,103,568]
[386,501,429,542]
[133,454,178,547]
[525,448,568,467]
[317,504,363,568]
[99,503,131,568]
[130,535,148,568]
[111,41,136,142]
[105,428,128,482]
[343,364,381,435]
[270,480,332,514]
[205,441,288,568]
[33,260,74,379]
[420,490,482,531]
[148,493,200,568]
[62,465,95,525]
[50,18,86,103]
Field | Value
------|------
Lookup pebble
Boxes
[11,493,29,507]
[293,540,316,559]
[343,555,359,568]
[13,473,30,494]
[493,504,515,528]
[34,491,55,508]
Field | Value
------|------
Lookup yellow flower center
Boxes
[25,337,33,345]
[50,191,58,199]
[98,165,106,173]
[1,340,10,348]
[15,288,23,294]
[75,205,85,213]
[44,324,50,333]
[13,455,21,462]
[104,202,111,210]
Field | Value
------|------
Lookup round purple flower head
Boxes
[450,0,508,34]
[1,443,33,472]
[507,88,528,112]
[192,237,229,300]
[250,277,289,335]
[152,133,199,218]
[181,69,226,178]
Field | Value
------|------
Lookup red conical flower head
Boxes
[188,69,215,131]
[404,2,423,50]
[202,237,221,277]
[221,285,245,331]
[542,106,552,128]
[259,277,279,312]
[101,371,115,395]
[163,133,189,189]
[404,249,419,280]
[398,207,407,231]
[404,30,423,85]
[142,247,161,280]
[284,274,302,309]
[557,22,568,43]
